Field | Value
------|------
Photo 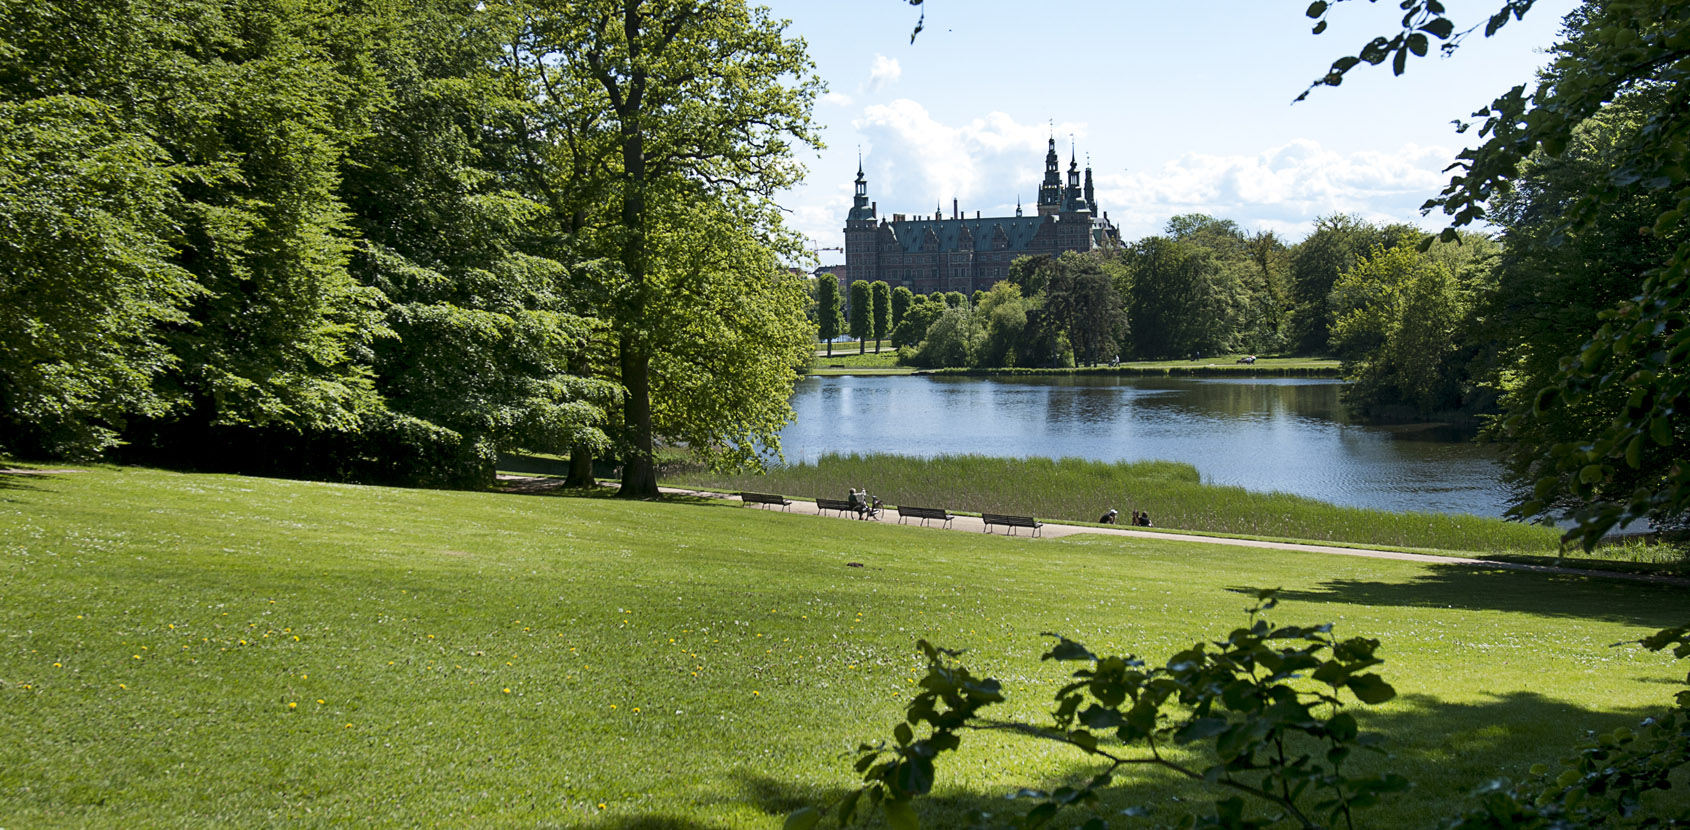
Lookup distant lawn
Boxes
[1,465,1685,828]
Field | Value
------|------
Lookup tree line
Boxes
[0,0,821,496]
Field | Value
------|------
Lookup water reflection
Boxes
[779,375,1512,517]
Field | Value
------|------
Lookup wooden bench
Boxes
[814,497,854,517]
[981,513,1042,537]
[897,505,953,529]
[739,491,793,510]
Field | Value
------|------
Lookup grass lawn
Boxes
[2,465,1685,828]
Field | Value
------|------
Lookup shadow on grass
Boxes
[598,816,732,830]
[1247,563,1690,628]
[722,681,1673,829]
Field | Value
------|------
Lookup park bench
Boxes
[981,513,1043,537]
[896,505,953,529]
[739,491,793,510]
[814,497,854,517]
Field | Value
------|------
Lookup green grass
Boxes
[2,464,1685,828]
[809,348,905,374]
[667,453,1567,556]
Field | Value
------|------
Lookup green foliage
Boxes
[0,95,194,457]
[892,299,945,350]
[871,280,893,345]
[1045,252,1126,366]
[1330,246,1469,417]
[817,275,846,347]
[1310,1,1690,548]
[1287,215,1417,355]
[850,280,875,350]
[818,590,1412,830]
[890,285,915,332]
[509,0,823,495]
[1122,236,1245,359]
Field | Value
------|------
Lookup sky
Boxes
[756,0,1582,261]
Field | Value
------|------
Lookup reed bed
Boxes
[669,452,1564,554]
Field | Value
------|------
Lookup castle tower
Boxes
[1063,140,1085,213]
[1083,155,1097,215]
[843,155,880,285]
[1036,133,1062,216]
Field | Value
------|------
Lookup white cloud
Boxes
[867,54,902,91]
[1095,139,1459,241]
[821,91,854,107]
[852,100,1086,217]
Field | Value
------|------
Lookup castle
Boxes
[842,135,1120,296]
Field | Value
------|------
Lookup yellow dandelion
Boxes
[292,636,299,641]
[344,723,353,729]
[132,654,141,660]
[316,699,325,705]
[598,803,607,810]
[118,683,127,689]
[301,674,308,679]
[633,707,640,712]
[610,704,617,709]
[53,662,62,668]
[288,702,297,709]
[752,691,760,696]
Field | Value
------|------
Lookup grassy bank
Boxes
[3,465,1685,828]
[668,452,1564,555]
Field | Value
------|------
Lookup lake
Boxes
[778,374,1515,517]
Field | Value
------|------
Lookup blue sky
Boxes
[758,0,1580,259]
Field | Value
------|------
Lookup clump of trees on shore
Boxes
[0,0,821,495]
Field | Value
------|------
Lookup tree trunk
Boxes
[858,337,865,354]
[826,339,832,357]
[616,337,660,498]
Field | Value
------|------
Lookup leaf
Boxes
[785,806,822,830]
[1392,46,1408,76]
[837,789,862,823]
[1651,417,1673,447]
[1025,802,1060,829]
[895,723,913,746]
[1407,33,1428,56]
[884,797,920,830]
[1175,716,1230,742]
[1420,17,1455,39]
[1306,1,1328,18]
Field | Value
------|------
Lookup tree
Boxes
[890,284,914,333]
[512,0,822,497]
[1044,252,1125,366]
[870,280,892,350]
[1287,215,1414,354]
[891,297,943,350]
[816,273,845,356]
[1122,237,1246,359]
[1480,92,1685,533]
[0,95,193,457]
[1304,0,1690,546]
[849,279,873,353]
[973,281,1033,367]
[1329,245,1468,417]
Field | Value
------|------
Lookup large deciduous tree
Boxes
[510,0,821,496]
[1310,0,1690,545]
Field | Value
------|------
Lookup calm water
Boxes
[778,374,1514,517]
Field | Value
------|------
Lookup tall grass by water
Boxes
[669,452,1565,554]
